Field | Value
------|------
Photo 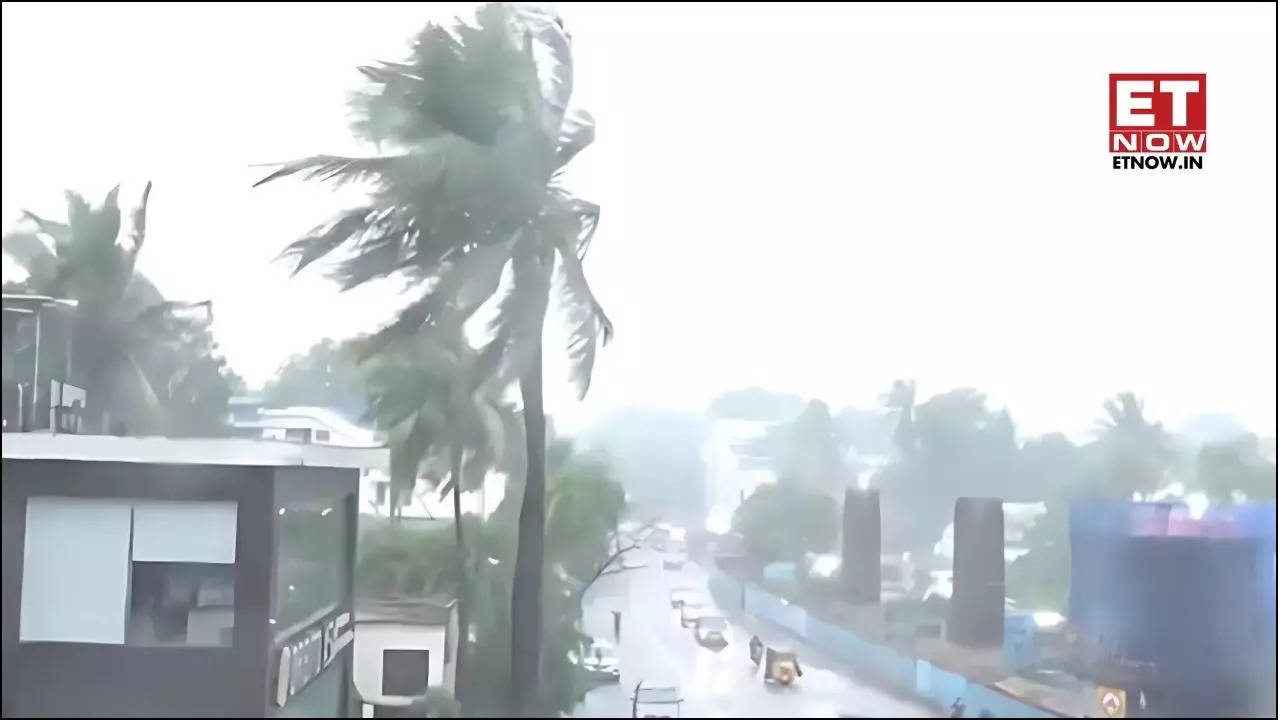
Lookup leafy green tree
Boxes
[875,387,1021,552]
[1006,501,1070,613]
[3,183,235,435]
[1193,433,1276,502]
[261,338,368,420]
[255,7,609,711]
[735,399,849,497]
[359,319,515,701]
[545,455,626,583]
[732,482,838,567]
[1094,392,1172,497]
[356,446,628,717]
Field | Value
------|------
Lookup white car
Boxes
[582,638,620,683]
[694,616,729,649]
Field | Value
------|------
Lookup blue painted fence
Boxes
[706,569,1060,718]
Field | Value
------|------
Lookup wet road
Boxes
[574,547,939,718]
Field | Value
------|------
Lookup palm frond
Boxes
[253,153,420,189]
[278,206,380,277]
[473,236,551,387]
[18,211,70,246]
[557,108,595,167]
[550,196,611,399]
[355,239,514,359]
[388,411,440,496]
[124,181,152,279]
[2,231,59,290]
[512,3,574,140]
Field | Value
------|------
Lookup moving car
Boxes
[763,648,802,686]
[693,616,728,649]
[662,555,685,571]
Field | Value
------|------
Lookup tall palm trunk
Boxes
[449,437,469,711]
[509,346,546,717]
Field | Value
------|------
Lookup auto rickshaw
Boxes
[762,648,802,685]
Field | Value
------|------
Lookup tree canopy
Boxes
[3,183,237,436]
[732,481,838,567]
[260,338,368,420]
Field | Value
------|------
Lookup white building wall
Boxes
[353,622,449,703]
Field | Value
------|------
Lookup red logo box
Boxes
[1109,73,1206,153]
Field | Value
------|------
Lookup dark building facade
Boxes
[1,434,387,718]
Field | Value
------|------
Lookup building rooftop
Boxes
[355,597,456,626]
[1,433,388,469]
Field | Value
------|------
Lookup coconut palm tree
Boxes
[255,6,608,711]
[2,183,231,435]
[359,320,515,704]
[1094,392,1172,497]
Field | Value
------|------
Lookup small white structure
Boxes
[354,597,458,715]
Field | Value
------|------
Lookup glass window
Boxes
[20,497,237,646]
[314,429,331,443]
[382,649,429,697]
[285,427,311,443]
[20,497,132,644]
[133,500,237,564]
[276,499,347,630]
[127,561,234,646]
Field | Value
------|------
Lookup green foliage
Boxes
[257,9,612,706]
[261,338,368,421]
[876,386,1021,552]
[1193,433,1277,502]
[1094,392,1173,497]
[546,456,626,582]
[3,183,236,435]
[358,321,515,511]
[355,449,628,718]
[1006,502,1070,613]
[732,482,838,566]
[255,3,610,396]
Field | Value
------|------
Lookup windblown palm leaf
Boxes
[3,183,232,435]
[258,6,606,711]
[257,2,610,398]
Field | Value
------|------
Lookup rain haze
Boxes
[2,3,1277,720]
[4,2,1275,438]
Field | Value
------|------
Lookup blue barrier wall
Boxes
[744,584,807,638]
[964,682,1059,719]
[708,570,742,613]
[707,570,1061,717]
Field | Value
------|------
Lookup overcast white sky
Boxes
[2,2,1276,439]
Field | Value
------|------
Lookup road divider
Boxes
[705,568,1063,718]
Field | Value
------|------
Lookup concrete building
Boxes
[353,597,458,717]
[228,398,504,523]
[1,433,387,717]
[2,293,81,433]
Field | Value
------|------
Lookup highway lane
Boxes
[574,547,939,718]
